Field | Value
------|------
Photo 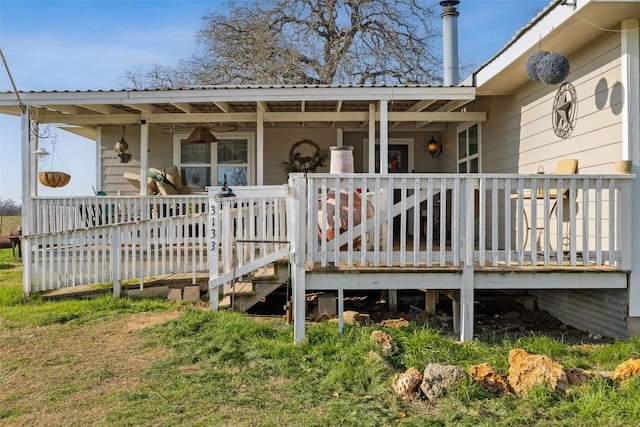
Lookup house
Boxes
[0,0,638,342]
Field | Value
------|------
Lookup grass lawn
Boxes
[1,247,640,426]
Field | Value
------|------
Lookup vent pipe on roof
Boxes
[440,1,460,86]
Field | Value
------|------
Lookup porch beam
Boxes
[125,104,156,114]
[214,101,233,113]
[171,103,199,113]
[407,99,437,112]
[37,111,487,125]
[305,272,462,290]
[82,104,124,114]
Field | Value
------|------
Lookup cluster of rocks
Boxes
[367,330,640,401]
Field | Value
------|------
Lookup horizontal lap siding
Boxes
[480,32,622,175]
[531,288,628,338]
[482,32,628,338]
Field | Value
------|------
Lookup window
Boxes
[174,133,252,191]
[457,123,480,173]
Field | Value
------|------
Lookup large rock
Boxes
[468,363,511,395]
[393,367,423,399]
[612,358,640,382]
[420,363,467,401]
[564,367,593,386]
[371,330,398,356]
[507,348,568,395]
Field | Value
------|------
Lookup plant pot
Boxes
[39,171,71,188]
[614,160,632,174]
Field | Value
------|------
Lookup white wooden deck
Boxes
[21,173,634,342]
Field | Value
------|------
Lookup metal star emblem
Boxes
[552,82,577,139]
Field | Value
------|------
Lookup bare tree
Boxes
[124,0,442,88]
[0,199,21,216]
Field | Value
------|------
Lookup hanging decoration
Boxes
[35,123,71,188]
[281,139,328,174]
[114,126,132,163]
[536,52,570,85]
[525,50,570,85]
[525,50,549,81]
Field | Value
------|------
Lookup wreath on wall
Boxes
[281,139,329,174]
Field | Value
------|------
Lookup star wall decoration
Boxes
[552,82,577,139]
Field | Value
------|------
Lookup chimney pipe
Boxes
[440,0,460,86]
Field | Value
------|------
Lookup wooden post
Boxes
[289,174,307,343]
[208,191,220,310]
[112,227,121,298]
[425,289,438,314]
[460,177,476,342]
[338,288,344,335]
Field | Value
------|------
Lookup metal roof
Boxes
[0,84,480,137]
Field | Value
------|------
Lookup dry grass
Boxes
[0,216,20,236]
[0,311,181,426]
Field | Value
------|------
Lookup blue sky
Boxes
[0,0,549,204]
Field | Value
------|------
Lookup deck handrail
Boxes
[303,173,634,270]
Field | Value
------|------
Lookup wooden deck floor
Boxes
[40,272,209,300]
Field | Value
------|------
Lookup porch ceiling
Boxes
[0,85,482,136]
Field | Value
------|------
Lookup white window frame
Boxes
[173,132,254,188]
[456,122,481,173]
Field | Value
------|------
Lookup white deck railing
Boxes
[23,195,209,294]
[208,185,290,300]
[22,174,633,296]
[303,173,633,270]
[30,195,208,234]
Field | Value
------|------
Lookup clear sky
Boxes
[0,0,549,204]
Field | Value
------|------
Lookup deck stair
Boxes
[219,261,289,311]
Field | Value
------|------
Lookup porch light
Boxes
[428,136,442,158]
[215,174,236,199]
[34,146,50,157]
[185,126,218,144]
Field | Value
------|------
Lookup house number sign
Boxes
[552,82,577,139]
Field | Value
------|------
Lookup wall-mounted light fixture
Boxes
[428,136,442,158]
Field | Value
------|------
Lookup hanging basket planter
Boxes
[536,52,570,85]
[525,50,549,81]
[39,171,71,188]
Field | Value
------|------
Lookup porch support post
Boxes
[460,177,476,342]
[621,19,640,317]
[379,99,389,174]
[20,107,32,235]
[289,173,307,342]
[95,126,103,193]
[112,228,121,298]
[208,192,221,310]
[21,107,32,297]
[257,108,264,185]
[139,116,149,196]
[336,127,343,147]
[460,265,474,342]
[368,103,376,172]
[425,290,438,314]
